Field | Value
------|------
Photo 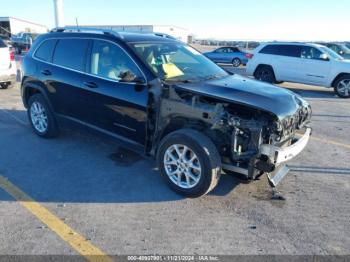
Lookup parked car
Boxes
[203,47,253,67]
[0,39,17,89]
[319,42,350,59]
[247,42,350,98]
[11,32,38,54]
[21,27,312,197]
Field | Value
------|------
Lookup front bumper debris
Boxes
[267,165,290,187]
[260,128,312,165]
[260,127,311,187]
[222,128,311,187]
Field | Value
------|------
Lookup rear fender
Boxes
[21,80,53,111]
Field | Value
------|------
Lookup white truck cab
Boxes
[246,42,350,98]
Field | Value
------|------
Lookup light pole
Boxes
[53,0,65,28]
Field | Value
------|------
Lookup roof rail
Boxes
[50,27,180,41]
[50,26,123,39]
[153,32,178,40]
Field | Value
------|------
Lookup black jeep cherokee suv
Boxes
[21,27,312,197]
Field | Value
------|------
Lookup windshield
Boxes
[319,46,344,60]
[130,42,228,82]
[340,44,350,54]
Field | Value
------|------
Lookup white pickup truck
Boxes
[0,39,17,89]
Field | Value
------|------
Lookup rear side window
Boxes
[0,39,6,48]
[260,44,301,57]
[53,39,89,71]
[34,39,57,62]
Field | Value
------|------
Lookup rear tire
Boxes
[157,129,221,198]
[27,94,59,138]
[254,65,276,83]
[334,75,350,98]
[232,58,241,67]
[0,82,14,89]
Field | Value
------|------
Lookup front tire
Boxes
[334,75,350,98]
[254,65,276,83]
[27,94,59,138]
[157,129,221,198]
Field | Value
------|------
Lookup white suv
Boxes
[246,42,350,98]
[0,39,17,89]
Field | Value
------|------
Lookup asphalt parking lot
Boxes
[0,62,349,259]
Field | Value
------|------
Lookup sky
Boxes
[2,0,350,41]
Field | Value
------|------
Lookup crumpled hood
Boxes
[174,74,309,120]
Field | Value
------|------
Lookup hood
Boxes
[174,74,308,120]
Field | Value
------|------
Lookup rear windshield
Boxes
[0,39,6,48]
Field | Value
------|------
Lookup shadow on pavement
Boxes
[290,165,350,175]
[0,109,241,204]
[284,87,337,99]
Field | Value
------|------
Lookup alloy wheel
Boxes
[30,101,48,133]
[232,58,241,67]
[163,144,202,189]
[337,79,350,97]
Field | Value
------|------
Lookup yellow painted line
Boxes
[311,136,350,150]
[0,175,114,262]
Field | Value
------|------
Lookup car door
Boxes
[209,48,226,63]
[296,46,331,85]
[78,39,149,145]
[222,47,237,63]
[272,45,302,82]
[46,38,91,120]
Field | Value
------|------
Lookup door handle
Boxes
[41,69,51,76]
[83,81,98,88]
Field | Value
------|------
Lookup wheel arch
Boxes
[331,73,350,87]
[253,64,275,76]
[253,64,280,82]
[22,81,53,111]
[153,116,214,156]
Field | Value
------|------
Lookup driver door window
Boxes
[301,46,323,60]
[215,48,225,53]
[90,40,143,82]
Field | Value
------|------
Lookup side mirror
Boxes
[319,53,329,61]
[119,71,145,84]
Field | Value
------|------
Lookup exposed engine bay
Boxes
[148,82,311,182]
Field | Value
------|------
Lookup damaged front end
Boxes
[149,82,312,187]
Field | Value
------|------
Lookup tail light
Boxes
[24,46,29,52]
[10,50,15,61]
[245,53,254,59]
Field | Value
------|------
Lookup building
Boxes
[0,17,48,36]
[75,24,190,43]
